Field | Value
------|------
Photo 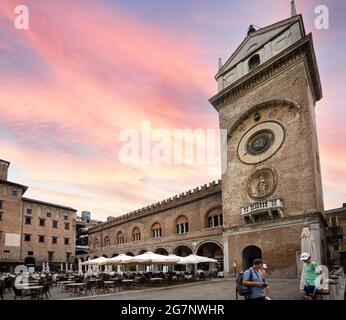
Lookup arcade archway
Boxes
[196,242,223,271]
[242,246,262,270]
[24,257,35,265]
[155,248,169,256]
[173,245,192,257]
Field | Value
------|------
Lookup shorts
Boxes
[304,285,317,297]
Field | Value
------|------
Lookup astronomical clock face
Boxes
[237,121,285,164]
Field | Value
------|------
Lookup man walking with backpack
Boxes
[242,259,268,300]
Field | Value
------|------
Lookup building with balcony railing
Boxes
[241,198,284,223]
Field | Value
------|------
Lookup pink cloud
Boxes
[0,0,344,218]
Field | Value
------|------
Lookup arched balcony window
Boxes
[176,216,189,234]
[152,222,162,239]
[104,236,110,247]
[116,231,125,245]
[132,227,141,242]
[206,209,223,228]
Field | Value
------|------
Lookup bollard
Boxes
[330,275,340,297]
[316,288,329,300]
[327,279,337,300]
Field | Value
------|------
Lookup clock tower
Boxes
[210,5,327,277]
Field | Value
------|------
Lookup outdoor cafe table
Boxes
[21,286,43,299]
[103,281,116,292]
[122,279,134,289]
[149,278,163,286]
[58,281,75,292]
[65,283,86,296]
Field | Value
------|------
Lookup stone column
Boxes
[223,237,229,276]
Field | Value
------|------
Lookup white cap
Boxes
[300,252,310,261]
[262,263,268,269]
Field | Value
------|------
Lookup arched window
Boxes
[151,222,162,239]
[94,238,99,248]
[132,227,141,242]
[248,54,260,71]
[116,231,125,245]
[206,209,223,228]
[104,236,110,247]
[176,216,189,234]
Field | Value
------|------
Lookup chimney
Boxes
[291,0,297,17]
[218,58,223,71]
[0,159,10,181]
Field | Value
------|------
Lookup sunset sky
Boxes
[0,0,345,220]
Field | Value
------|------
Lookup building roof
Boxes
[22,197,77,212]
[216,15,305,79]
[0,159,10,165]
[325,206,346,216]
[0,179,28,193]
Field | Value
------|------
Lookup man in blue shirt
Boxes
[242,259,268,300]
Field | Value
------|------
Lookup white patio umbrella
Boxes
[177,254,217,278]
[81,256,109,266]
[60,263,63,271]
[70,263,73,272]
[300,227,320,290]
[42,262,46,273]
[92,263,100,275]
[177,254,217,264]
[301,227,318,261]
[65,262,68,272]
[86,258,93,276]
[127,252,180,265]
[98,254,135,273]
[99,254,133,265]
[78,259,83,275]
[46,262,50,273]
[125,252,180,274]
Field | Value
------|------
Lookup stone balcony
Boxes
[241,198,284,223]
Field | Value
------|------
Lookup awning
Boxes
[0,259,24,264]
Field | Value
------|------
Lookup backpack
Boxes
[235,269,253,297]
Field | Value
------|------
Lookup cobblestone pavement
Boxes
[68,278,301,300]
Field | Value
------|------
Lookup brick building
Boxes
[0,159,77,272]
[85,10,343,278]
[325,204,346,271]
[1,6,345,278]
[83,181,223,271]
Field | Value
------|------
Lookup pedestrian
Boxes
[261,263,271,300]
[300,252,322,300]
[242,259,268,300]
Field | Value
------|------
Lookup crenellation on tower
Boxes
[0,159,10,181]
